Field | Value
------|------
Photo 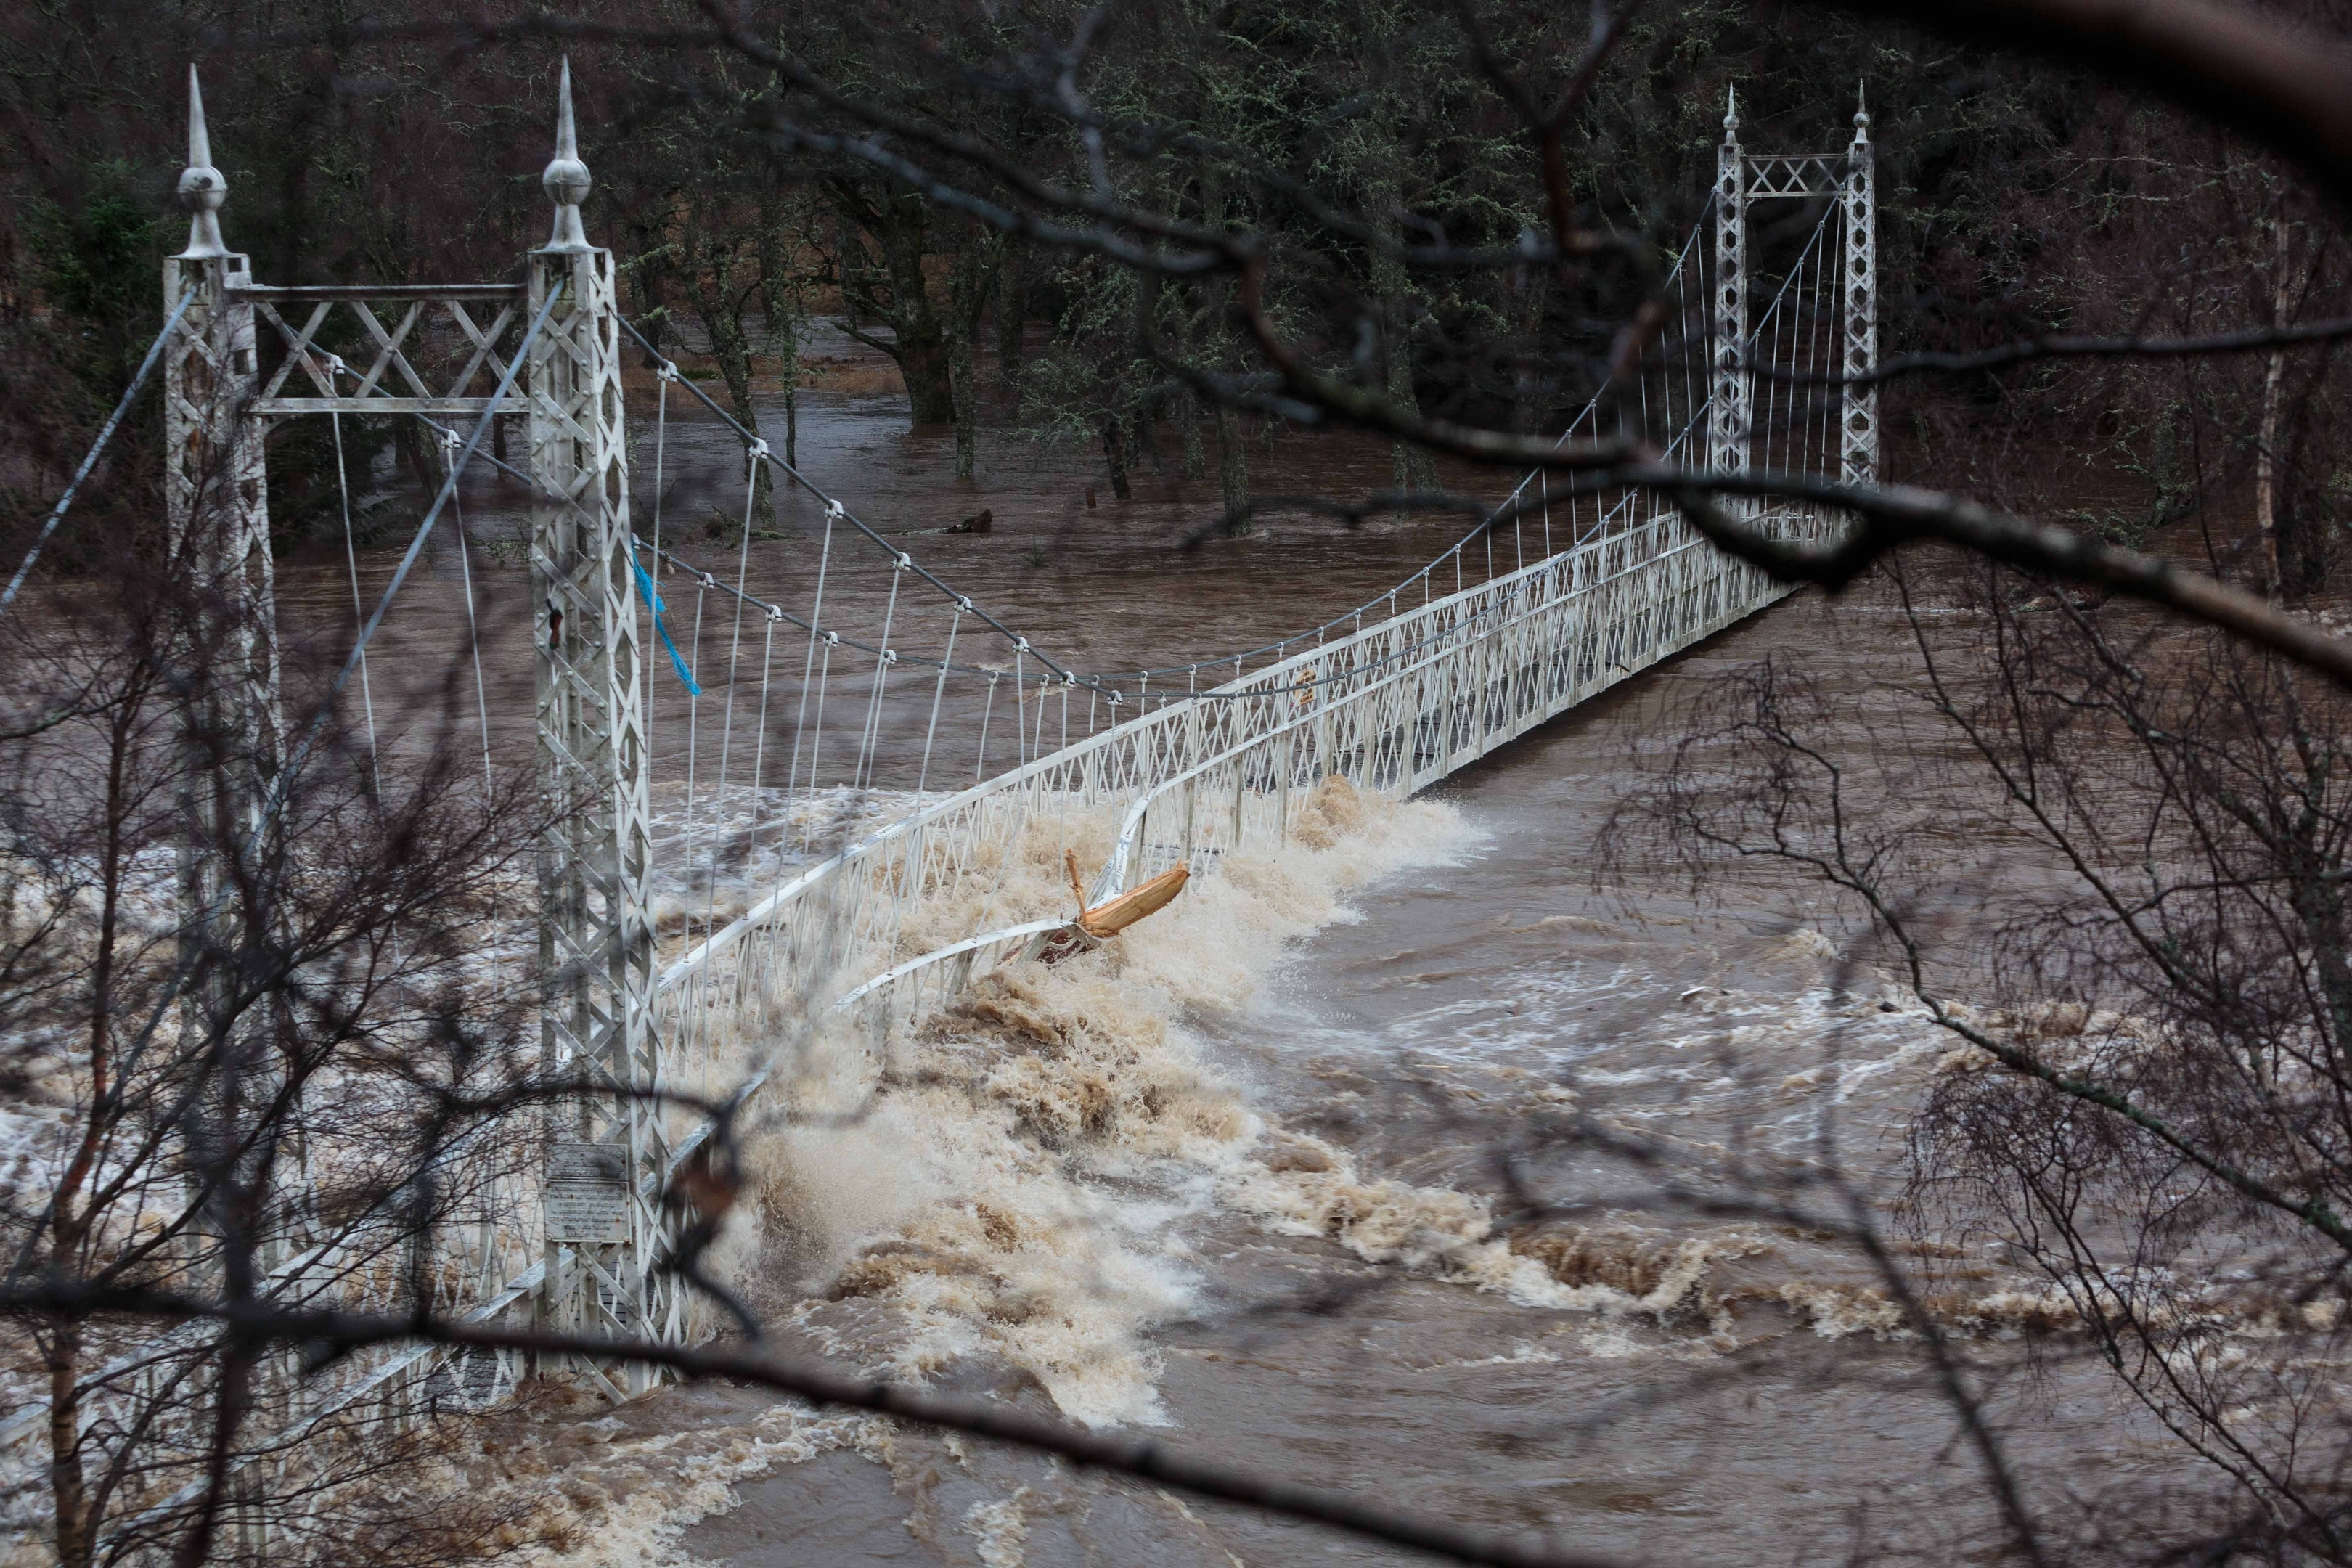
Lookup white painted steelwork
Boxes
[526,61,672,1385]
[1,63,661,1559]
[727,499,1833,1048]
[1710,89,1751,480]
[1841,89,1881,486]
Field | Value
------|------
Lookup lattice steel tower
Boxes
[1709,88,1752,480]
[1840,89,1880,486]
[164,67,290,1278]
[166,66,279,893]
[527,63,674,1387]
[1710,85,1880,487]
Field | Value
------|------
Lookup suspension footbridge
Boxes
[1,64,1874,1550]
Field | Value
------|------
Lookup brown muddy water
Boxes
[34,332,2213,1561]
[468,581,2190,1568]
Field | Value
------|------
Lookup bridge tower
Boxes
[526,64,674,1389]
[165,70,276,771]
[158,62,672,1390]
[1711,85,1879,486]
[165,67,290,1279]
[1709,89,1751,480]
[1840,90,1880,486]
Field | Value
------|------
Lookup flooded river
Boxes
[242,346,2202,1564]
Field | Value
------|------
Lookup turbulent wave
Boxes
[728,776,1475,1429]
[701,782,2083,1437]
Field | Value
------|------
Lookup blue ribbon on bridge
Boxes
[629,539,703,697]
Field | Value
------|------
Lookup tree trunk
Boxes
[1199,179,1248,527]
[2258,216,2289,592]
[49,1325,89,1568]
[1135,396,1167,479]
[1215,404,1248,531]
[47,708,133,1568]
[996,245,1026,402]
[1511,251,1544,441]
[690,228,772,535]
[757,198,804,483]
[395,420,438,492]
[624,215,677,354]
[1383,322,1436,491]
[950,336,978,480]
[1352,2,1437,496]
[948,240,986,481]
[1367,178,1437,492]
[891,330,956,427]
[1103,417,1133,500]
[829,183,957,427]
[2275,405,2329,597]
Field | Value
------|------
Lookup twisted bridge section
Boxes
[1,66,1872,1558]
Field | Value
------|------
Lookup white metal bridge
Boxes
[0,65,1874,1553]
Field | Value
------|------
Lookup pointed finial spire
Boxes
[1723,84,1739,139]
[1854,79,1870,139]
[176,65,230,259]
[555,56,578,162]
[542,57,592,251]
[187,64,212,168]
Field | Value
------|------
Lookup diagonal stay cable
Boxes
[20,285,570,1348]
[404,411,1068,691]
[1,290,197,620]
[400,408,981,690]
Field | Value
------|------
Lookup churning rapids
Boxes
[193,347,2207,1565]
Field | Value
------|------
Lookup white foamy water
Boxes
[738,777,1477,1429]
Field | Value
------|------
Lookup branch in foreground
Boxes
[1651,473,2352,690]
[1222,279,2352,691]
[6,1282,1632,1568]
[1214,273,2352,687]
[1767,314,2352,387]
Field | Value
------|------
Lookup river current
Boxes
[233,343,2199,1564]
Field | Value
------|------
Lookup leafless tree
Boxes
[1611,554,2352,1559]
[0,458,555,1564]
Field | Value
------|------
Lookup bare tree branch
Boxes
[1773,313,2352,385]
[1,1279,1635,1568]
[1657,477,2352,693]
